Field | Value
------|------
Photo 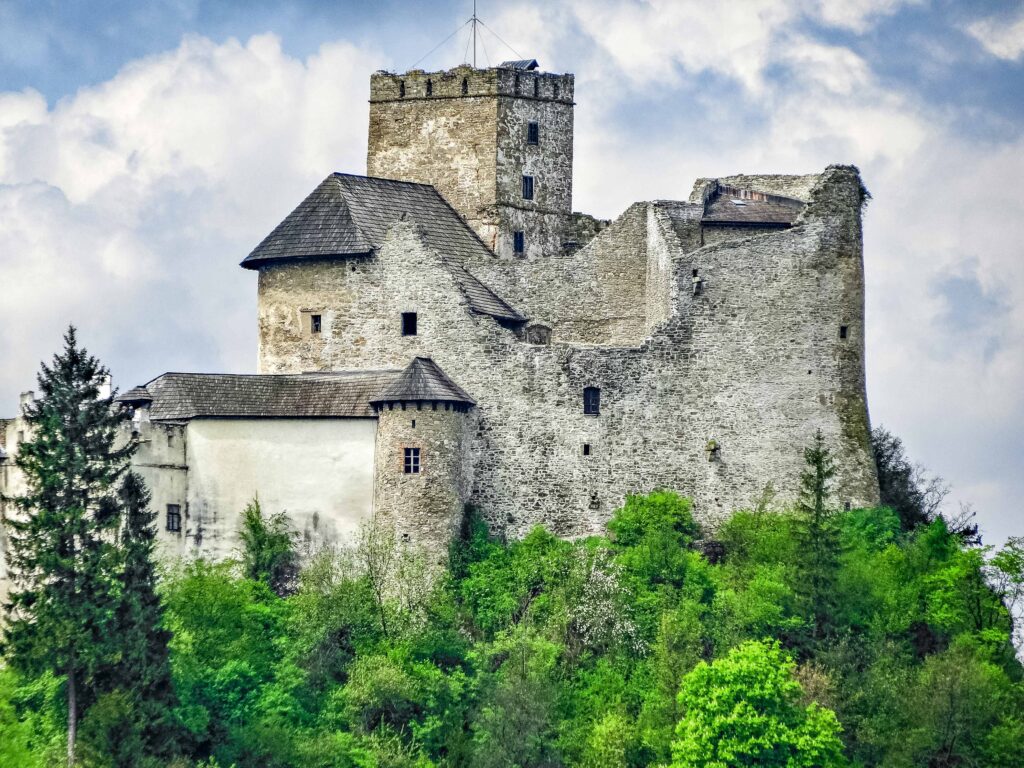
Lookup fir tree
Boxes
[795,429,841,642]
[1,327,133,767]
[99,471,178,765]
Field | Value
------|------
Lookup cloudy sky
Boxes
[1,0,1021,543]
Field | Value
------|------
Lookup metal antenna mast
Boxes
[471,1,478,67]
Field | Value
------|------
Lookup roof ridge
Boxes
[331,172,438,189]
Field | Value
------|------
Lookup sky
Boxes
[0,0,1022,544]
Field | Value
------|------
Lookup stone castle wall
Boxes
[257,166,879,539]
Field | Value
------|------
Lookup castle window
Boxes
[311,314,322,334]
[426,79,433,96]
[526,324,551,345]
[167,431,174,448]
[399,80,405,98]
[527,121,539,145]
[404,447,421,474]
[583,443,591,456]
[583,387,600,415]
[553,81,560,99]
[462,77,468,95]
[839,325,848,339]
[522,175,534,200]
[533,77,539,97]
[513,230,525,253]
[402,312,418,336]
[166,504,181,533]
[514,74,520,94]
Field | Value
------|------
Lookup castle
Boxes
[0,60,880,572]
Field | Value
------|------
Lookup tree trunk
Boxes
[67,667,77,768]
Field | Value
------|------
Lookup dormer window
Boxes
[527,121,539,145]
[583,387,600,415]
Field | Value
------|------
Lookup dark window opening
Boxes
[526,324,551,345]
[583,386,601,415]
[402,312,418,336]
[583,443,591,456]
[514,74,520,94]
[399,80,405,98]
[311,314,322,334]
[839,325,848,339]
[522,175,534,200]
[461,77,468,95]
[533,77,539,97]
[844,501,852,511]
[553,81,560,98]
[167,432,174,448]
[426,79,433,96]
[513,230,525,253]
[166,504,181,533]
[527,121,539,145]
[411,419,416,428]
[404,447,421,474]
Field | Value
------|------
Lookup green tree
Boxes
[239,496,298,597]
[87,472,178,765]
[794,430,841,641]
[2,327,133,767]
[870,426,948,532]
[671,640,846,768]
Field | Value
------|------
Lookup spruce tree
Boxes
[103,471,178,764]
[2,327,134,767]
[795,429,841,642]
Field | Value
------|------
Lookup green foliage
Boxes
[239,496,298,597]
[871,425,947,531]
[671,640,846,768]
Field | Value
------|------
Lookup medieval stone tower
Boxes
[368,62,576,258]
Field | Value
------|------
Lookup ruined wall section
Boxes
[128,413,189,559]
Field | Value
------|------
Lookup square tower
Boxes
[367,62,575,258]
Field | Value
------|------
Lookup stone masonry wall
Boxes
[257,166,879,540]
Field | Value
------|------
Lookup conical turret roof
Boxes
[370,357,475,407]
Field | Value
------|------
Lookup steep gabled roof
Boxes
[370,357,475,407]
[134,370,401,421]
[242,174,524,323]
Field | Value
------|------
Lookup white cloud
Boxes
[966,11,1024,61]
[0,32,385,402]
[813,0,921,33]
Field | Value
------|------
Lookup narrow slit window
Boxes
[399,80,406,98]
[514,74,520,94]
[166,504,182,533]
[461,77,468,95]
[839,325,848,339]
[403,447,421,474]
[522,175,534,200]
[426,78,433,96]
[527,121,539,145]
[553,81,560,99]
[583,443,591,456]
[311,314,322,334]
[583,387,601,415]
[402,312,418,336]
[513,230,525,254]
[533,77,539,97]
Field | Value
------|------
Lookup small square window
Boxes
[311,314,322,334]
[513,231,525,254]
[402,312,418,336]
[583,387,601,415]
[583,443,591,456]
[839,325,848,339]
[527,122,539,145]
[404,447,421,474]
[522,175,534,200]
[166,504,182,533]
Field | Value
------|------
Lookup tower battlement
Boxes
[370,65,574,104]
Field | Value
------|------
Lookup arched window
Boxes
[583,387,600,415]
[426,78,433,96]
[462,77,468,95]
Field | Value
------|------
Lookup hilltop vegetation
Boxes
[2,332,1023,767]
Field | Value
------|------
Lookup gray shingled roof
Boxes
[500,59,539,70]
[370,357,475,406]
[135,371,401,421]
[702,184,805,226]
[117,386,153,404]
[242,174,524,323]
